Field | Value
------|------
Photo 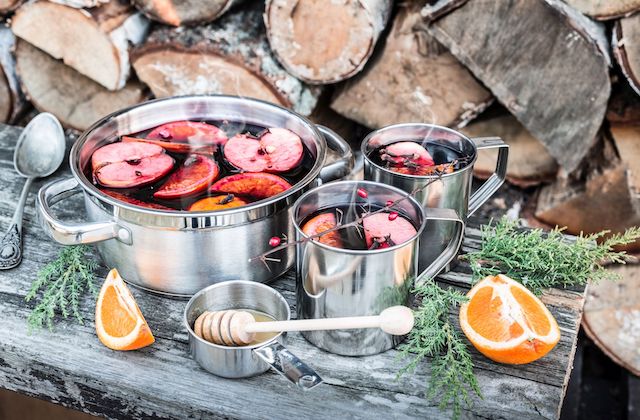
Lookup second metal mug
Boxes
[362,123,508,271]
[293,180,463,356]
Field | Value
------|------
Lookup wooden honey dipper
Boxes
[193,306,415,346]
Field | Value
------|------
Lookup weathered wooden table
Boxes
[0,124,585,419]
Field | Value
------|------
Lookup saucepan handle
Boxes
[36,177,132,246]
[317,125,354,183]
[253,341,323,390]
[415,207,464,286]
[468,137,509,216]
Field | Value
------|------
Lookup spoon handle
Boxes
[0,177,34,270]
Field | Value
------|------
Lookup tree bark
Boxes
[15,39,146,131]
[264,0,392,84]
[0,0,23,15]
[11,0,149,90]
[131,3,321,116]
[614,13,640,97]
[131,0,239,26]
[0,27,27,123]
[331,3,492,129]
[423,0,611,174]
[564,0,640,20]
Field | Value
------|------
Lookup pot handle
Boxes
[253,341,323,390]
[317,125,354,183]
[36,177,132,245]
[415,207,464,286]
[468,137,509,216]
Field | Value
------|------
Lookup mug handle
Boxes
[317,125,355,183]
[36,177,132,245]
[468,137,509,216]
[253,341,323,390]
[415,207,464,286]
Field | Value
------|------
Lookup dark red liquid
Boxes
[368,140,467,175]
[86,120,315,211]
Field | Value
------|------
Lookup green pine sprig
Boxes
[25,245,99,331]
[397,279,480,418]
[465,218,640,295]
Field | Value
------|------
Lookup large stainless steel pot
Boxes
[36,96,354,296]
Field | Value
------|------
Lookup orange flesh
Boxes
[100,285,137,338]
[302,213,342,248]
[189,196,248,211]
[511,286,552,336]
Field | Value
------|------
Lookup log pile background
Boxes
[1,0,639,249]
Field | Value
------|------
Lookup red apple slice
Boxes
[223,128,303,173]
[302,212,343,248]
[210,172,292,199]
[122,136,215,155]
[380,141,435,169]
[188,195,248,211]
[100,189,173,210]
[153,155,220,199]
[362,212,417,249]
[92,142,174,189]
[147,121,228,145]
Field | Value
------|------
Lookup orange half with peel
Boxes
[95,269,155,351]
[459,274,560,364]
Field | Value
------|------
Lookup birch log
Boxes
[0,27,27,123]
[131,3,321,116]
[564,0,640,20]
[331,3,492,129]
[424,0,611,174]
[264,0,392,84]
[11,0,149,90]
[132,0,239,26]
[15,40,146,130]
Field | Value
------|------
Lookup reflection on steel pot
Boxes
[362,124,508,272]
[184,280,322,388]
[293,180,464,356]
[36,95,354,296]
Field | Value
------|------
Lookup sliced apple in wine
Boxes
[223,128,303,173]
[210,172,292,200]
[362,212,417,249]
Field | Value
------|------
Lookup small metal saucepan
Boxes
[184,280,323,389]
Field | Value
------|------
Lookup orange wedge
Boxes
[95,269,155,351]
[459,274,560,364]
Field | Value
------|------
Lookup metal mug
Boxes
[36,95,354,296]
[362,123,508,271]
[184,280,323,389]
[292,180,463,356]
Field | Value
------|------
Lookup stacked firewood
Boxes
[1,0,639,250]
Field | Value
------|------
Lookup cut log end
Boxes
[564,0,640,20]
[265,0,392,84]
[11,0,149,91]
[132,48,285,106]
[15,40,146,131]
[614,15,640,97]
[0,0,23,14]
[132,0,236,26]
[331,3,492,129]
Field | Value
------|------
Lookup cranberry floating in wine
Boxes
[188,195,248,211]
[210,172,292,199]
[154,155,219,199]
[362,212,417,249]
[301,212,343,248]
[91,142,174,189]
[224,128,303,173]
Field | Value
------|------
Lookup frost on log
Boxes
[131,3,321,116]
[264,0,392,84]
[331,3,492,129]
[11,0,149,91]
[15,40,146,131]
[423,0,611,173]
[131,0,239,26]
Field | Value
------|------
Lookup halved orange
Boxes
[459,274,560,364]
[95,269,155,351]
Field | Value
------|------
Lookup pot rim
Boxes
[291,180,427,255]
[361,123,478,180]
[183,280,290,350]
[70,95,328,218]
